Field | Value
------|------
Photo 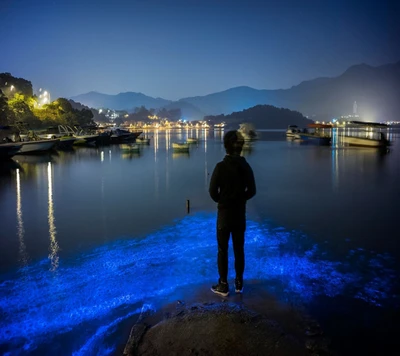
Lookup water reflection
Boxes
[172,151,190,159]
[16,168,28,266]
[121,152,141,160]
[154,130,159,162]
[14,154,54,179]
[47,162,59,271]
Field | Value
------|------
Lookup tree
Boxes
[0,89,11,125]
[8,93,41,128]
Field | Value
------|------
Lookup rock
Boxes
[124,302,332,356]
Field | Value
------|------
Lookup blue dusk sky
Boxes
[0,0,399,100]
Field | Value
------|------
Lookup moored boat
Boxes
[58,125,99,146]
[172,142,190,151]
[120,143,140,152]
[297,123,332,145]
[16,139,59,154]
[286,125,301,138]
[342,121,391,148]
[186,137,198,143]
[108,128,142,143]
[136,136,150,144]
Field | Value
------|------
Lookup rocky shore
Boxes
[123,281,333,356]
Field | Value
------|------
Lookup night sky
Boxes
[1,0,399,100]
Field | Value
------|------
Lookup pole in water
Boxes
[186,199,190,213]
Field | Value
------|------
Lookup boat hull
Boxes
[172,143,189,151]
[298,134,331,145]
[342,136,388,147]
[17,139,59,154]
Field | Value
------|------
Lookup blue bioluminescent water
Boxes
[0,213,397,354]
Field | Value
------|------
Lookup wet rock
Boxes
[124,302,334,356]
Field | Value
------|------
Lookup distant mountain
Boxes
[70,60,400,123]
[180,60,400,122]
[205,105,313,129]
[69,91,171,111]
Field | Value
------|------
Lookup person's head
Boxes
[223,130,244,155]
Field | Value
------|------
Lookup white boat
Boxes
[186,137,198,143]
[238,123,257,141]
[342,121,390,148]
[342,133,390,148]
[172,142,190,151]
[58,125,99,146]
[16,139,59,154]
[286,125,301,138]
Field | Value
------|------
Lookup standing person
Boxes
[209,130,256,296]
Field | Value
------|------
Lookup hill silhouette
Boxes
[70,60,400,122]
[205,105,312,129]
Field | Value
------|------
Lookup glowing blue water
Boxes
[0,213,396,355]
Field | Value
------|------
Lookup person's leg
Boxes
[217,226,230,283]
[232,228,245,291]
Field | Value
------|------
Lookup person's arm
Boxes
[245,165,256,200]
[209,164,220,202]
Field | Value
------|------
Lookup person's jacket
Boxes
[209,154,256,213]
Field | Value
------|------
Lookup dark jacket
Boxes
[209,155,256,227]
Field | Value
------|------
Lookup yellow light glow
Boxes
[16,168,28,266]
[48,162,59,271]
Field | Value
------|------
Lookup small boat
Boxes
[108,128,142,143]
[172,142,190,151]
[136,136,150,144]
[297,124,332,145]
[286,125,301,138]
[57,136,76,149]
[58,125,99,146]
[238,123,258,141]
[186,137,198,144]
[16,139,59,154]
[342,121,391,148]
[120,143,140,152]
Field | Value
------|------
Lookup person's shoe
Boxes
[235,278,243,293]
[211,280,229,297]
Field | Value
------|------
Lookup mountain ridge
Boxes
[70,60,400,122]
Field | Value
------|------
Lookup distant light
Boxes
[99,109,102,114]
[10,85,14,91]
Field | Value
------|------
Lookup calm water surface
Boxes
[0,129,399,355]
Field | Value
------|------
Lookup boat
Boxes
[135,136,150,144]
[172,142,190,152]
[286,125,301,138]
[57,136,76,149]
[58,125,99,146]
[342,121,390,148]
[0,142,22,159]
[186,137,198,144]
[16,138,59,154]
[108,127,142,143]
[120,143,140,152]
[238,123,257,141]
[297,124,332,145]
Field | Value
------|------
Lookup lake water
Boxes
[0,128,399,355]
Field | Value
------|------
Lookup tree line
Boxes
[0,73,95,129]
